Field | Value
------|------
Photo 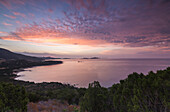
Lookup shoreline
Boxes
[11,61,63,84]
[0,60,69,85]
[12,59,170,88]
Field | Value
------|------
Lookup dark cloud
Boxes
[161,0,170,4]
[124,36,147,43]
[59,0,170,47]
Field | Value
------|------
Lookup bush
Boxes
[0,83,29,111]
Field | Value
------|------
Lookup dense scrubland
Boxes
[80,67,170,112]
[0,64,169,111]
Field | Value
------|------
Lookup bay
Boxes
[15,59,170,87]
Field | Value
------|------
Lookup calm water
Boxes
[15,59,170,87]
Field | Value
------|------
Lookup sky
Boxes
[0,0,170,58]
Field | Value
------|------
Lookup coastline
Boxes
[0,60,78,98]
[0,59,64,84]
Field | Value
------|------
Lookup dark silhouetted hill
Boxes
[0,48,42,61]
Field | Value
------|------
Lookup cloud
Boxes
[0,31,7,34]
[3,14,16,19]
[0,0,170,48]
[13,12,26,18]
[2,22,12,26]
[62,0,170,46]
[15,21,22,25]
[48,8,53,13]
[0,0,12,9]
[0,0,25,9]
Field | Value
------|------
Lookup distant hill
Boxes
[41,57,59,59]
[0,48,42,61]
[82,57,100,59]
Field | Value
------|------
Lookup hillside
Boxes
[0,48,42,61]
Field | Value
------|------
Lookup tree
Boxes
[109,68,170,112]
[80,81,109,112]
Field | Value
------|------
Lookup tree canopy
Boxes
[80,67,170,112]
[0,83,29,111]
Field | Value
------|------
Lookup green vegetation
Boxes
[0,83,28,112]
[27,85,86,105]
[80,67,170,112]
[80,81,109,112]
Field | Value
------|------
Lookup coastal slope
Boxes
[0,48,42,61]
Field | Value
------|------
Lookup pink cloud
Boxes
[0,0,169,50]
[2,22,12,26]
[48,8,53,13]
[0,31,7,34]
[15,21,23,26]
[0,0,25,9]
[13,12,26,18]
[3,14,16,19]
[0,0,12,9]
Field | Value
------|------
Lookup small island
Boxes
[82,57,100,59]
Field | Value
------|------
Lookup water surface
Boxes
[16,59,170,87]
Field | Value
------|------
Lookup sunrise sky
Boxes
[0,0,170,58]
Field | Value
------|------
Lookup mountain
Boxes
[0,48,42,61]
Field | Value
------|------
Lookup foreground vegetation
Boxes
[0,62,169,111]
[0,83,28,111]
[80,67,170,112]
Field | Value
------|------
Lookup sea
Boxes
[15,59,170,88]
